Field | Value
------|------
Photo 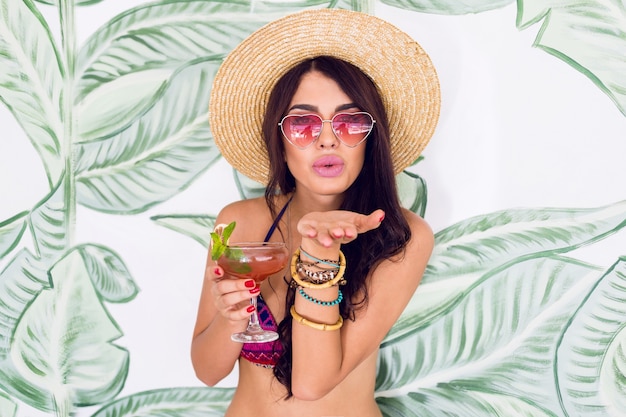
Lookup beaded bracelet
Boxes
[298,287,343,306]
[299,247,340,267]
[290,306,343,331]
[290,248,346,289]
[297,263,339,283]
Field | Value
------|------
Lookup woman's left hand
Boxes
[297,209,385,250]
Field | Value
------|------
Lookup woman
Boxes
[191,8,440,416]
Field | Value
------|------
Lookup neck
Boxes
[289,190,343,218]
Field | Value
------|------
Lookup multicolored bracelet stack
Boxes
[290,247,347,289]
[289,247,347,331]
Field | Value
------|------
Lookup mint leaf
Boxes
[210,221,236,261]
[222,222,236,244]
[211,243,226,261]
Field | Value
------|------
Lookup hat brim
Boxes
[209,8,441,185]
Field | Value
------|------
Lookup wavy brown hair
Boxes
[261,56,411,397]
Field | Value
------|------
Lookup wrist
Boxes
[298,245,340,265]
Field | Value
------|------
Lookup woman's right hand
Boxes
[192,259,257,385]
[207,265,259,323]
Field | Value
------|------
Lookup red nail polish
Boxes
[214,267,222,276]
[378,213,385,222]
[249,287,260,295]
[247,305,256,313]
[245,280,255,288]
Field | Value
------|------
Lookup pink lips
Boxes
[313,156,344,177]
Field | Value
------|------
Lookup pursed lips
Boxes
[312,155,344,177]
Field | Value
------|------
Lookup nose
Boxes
[316,119,339,149]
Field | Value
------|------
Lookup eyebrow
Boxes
[287,103,359,112]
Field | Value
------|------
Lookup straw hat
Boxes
[209,8,441,185]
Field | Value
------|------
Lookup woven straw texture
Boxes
[209,8,441,185]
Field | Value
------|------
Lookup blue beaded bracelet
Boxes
[297,287,343,306]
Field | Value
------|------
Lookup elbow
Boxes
[190,349,233,387]
[192,358,233,387]
[291,379,336,401]
[193,369,223,388]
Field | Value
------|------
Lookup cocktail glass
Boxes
[217,242,289,343]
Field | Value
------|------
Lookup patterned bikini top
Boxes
[239,294,283,368]
[239,195,292,368]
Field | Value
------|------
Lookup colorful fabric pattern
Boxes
[240,295,283,368]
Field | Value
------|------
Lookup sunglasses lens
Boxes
[280,112,374,148]
[332,113,374,146]
[281,115,322,148]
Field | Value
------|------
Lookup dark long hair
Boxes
[261,56,411,396]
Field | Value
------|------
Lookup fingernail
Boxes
[249,287,260,295]
[378,213,385,222]
[244,280,255,288]
[247,305,256,313]
[214,267,222,276]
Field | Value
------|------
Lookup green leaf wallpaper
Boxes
[1,0,625,416]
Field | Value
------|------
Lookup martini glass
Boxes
[217,242,289,343]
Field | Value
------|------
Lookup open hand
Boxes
[297,209,385,250]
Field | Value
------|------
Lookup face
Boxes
[282,70,367,198]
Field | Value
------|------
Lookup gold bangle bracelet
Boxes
[290,306,343,331]
[290,248,346,289]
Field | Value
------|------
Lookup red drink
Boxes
[216,242,289,343]
[218,250,289,282]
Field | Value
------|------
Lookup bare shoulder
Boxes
[218,197,267,218]
[215,197,271,241]
[401,208,435,256]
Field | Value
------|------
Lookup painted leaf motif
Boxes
[377,386,556,417]
[428,200,626,280]
[557,257,626,417]
[10,249,128,410]
[379,255,601,414]
[0,392,17,417]
[29,175,67,261]
[518,0,626,116]
[75,244,139,303]
[0,0,63,184]
[76,69,171,143]
[0,212,28,259]
[396,170,427,217]
[75,0,334,102]
[35,0,104,6]
[75,58,221,214]
[90,387,234,417]
[398,201,626,333]
[0,357,51,411]
[234,169,266,200]
[0,249,49,359]
[379,0,514,14]
[151,214,217,248]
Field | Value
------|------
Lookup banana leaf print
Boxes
[90,387,234,417]
[0,0,624,416]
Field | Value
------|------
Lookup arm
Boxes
[290,210,434,400]
[190,204,262,386]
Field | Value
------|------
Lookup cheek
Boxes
[283,146,306,172]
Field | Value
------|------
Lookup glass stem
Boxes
[247,296,261,331]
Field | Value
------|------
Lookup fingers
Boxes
[298,209,385,247]
[363,209,385,232]
[208,266,258,321]
[318,223,358,247]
